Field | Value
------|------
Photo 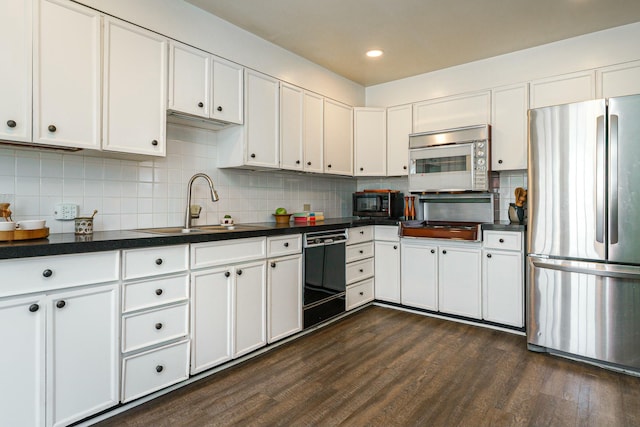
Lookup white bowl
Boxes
[0,221,16,231]
[17,220,46,230]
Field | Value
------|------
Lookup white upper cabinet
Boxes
[102,18,168,156]
[324,98,353,176]
[491,83,529,171]
[413,91,491,133]
[354,107,386,176]
[597,60,640,99]
[529,70,595,109]
[218,69,279,169]
[303,91,324,173]
[211,56,243,124]
[0,0,32,143]
[280,82,304,171]
[168,42,243,125]
[168,42,210,118]
[386,104,412,176]
[34,0,101,150]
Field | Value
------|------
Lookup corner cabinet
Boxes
[33,0,101,150]
[324,98,353,175]
[168,41,243,124]
[102,18,168,156]
[354,107,386,176]
[386,104,412,176]
[218,70,279,169]
[0,0,31,143]
[374,226,401,303]
[491,83,529,171]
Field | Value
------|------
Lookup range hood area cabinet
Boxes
[167,41,243,129]
[217,69,280,169]
[1,0,167,156]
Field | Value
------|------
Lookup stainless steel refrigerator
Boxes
[527,94,640,373]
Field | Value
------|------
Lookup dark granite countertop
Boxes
[481,222,526,232]
[0,217,389,260]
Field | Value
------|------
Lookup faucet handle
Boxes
[190,205,202,219]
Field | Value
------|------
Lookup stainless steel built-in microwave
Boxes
[408,125,491,193]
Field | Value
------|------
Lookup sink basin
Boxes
[135,224,268,235]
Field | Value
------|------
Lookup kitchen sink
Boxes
[135,224,268,235]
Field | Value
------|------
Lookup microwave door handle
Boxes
[609,114,619,245]
[596,114,606,244]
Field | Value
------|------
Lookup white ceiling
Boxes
[184,0,640,87]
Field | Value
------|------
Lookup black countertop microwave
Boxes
[352,190,404,219]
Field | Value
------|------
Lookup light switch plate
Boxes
[54,203,79,220]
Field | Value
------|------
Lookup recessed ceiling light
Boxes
[366,49,383,58]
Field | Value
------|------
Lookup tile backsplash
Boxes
[0,124,356,234]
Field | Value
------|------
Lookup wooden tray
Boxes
[0,227,49,242]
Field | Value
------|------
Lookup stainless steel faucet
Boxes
[185,173,219,230]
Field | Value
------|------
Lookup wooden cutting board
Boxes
[0,227,49,242]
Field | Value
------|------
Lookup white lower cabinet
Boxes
[346,278,374,310]
[400,239,438,310]
[267,254,302,343]
[401,239,482,319]
[374,226,400,303]
[482,231,524,327]
[346,227,375,310]
[437,245,482,319]
[0,251,120,427]
[190,238,267,375]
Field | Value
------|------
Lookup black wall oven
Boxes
[303,229,347,328]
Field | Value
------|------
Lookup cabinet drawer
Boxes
[122,274,189,313]
[374,225,399,242]
[483,231,522,251]
[122,302,189,353]
[267,234,302,257]
[191,237,266,269]
[346,278,374,310]
[121,339,189,403]
[123,245,189,280]
[0,251,119,298]
[347,226,373,245]
[346,258,374,284]
[346,242,374,263]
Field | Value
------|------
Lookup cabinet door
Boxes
[280,82,304,171]
[438,246,481,319]
[529,70,595,109]
[245,70,279,167]
[267,254,302,343]
[0,296,45,427]
[483,250,523,327]
[303,91,324,173]
[190,268,233,374]
[212,56,243,124]
[354,107,386,176]
[34,0,101,149]
[597,60,640,99]
[491,83,528,171]
[413,91,490,133]
[103,18,167,156]
[48,284,119,427]
[168,41,210,118]
[400,240,438,310]
[0,0,31,143]
[234,261,267,357]
[387,104,412,176]
[324,98,353,175]
[374,240,400,303]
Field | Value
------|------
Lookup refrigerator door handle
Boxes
[529,256,640,279]
[609,114,619,245]
[596,115,606,244]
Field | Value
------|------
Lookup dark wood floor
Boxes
[95,306,640,427]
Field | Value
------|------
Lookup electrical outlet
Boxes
[54,203,79,220]
[303,203,311,211]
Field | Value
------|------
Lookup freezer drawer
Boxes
[528,256,640,371]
